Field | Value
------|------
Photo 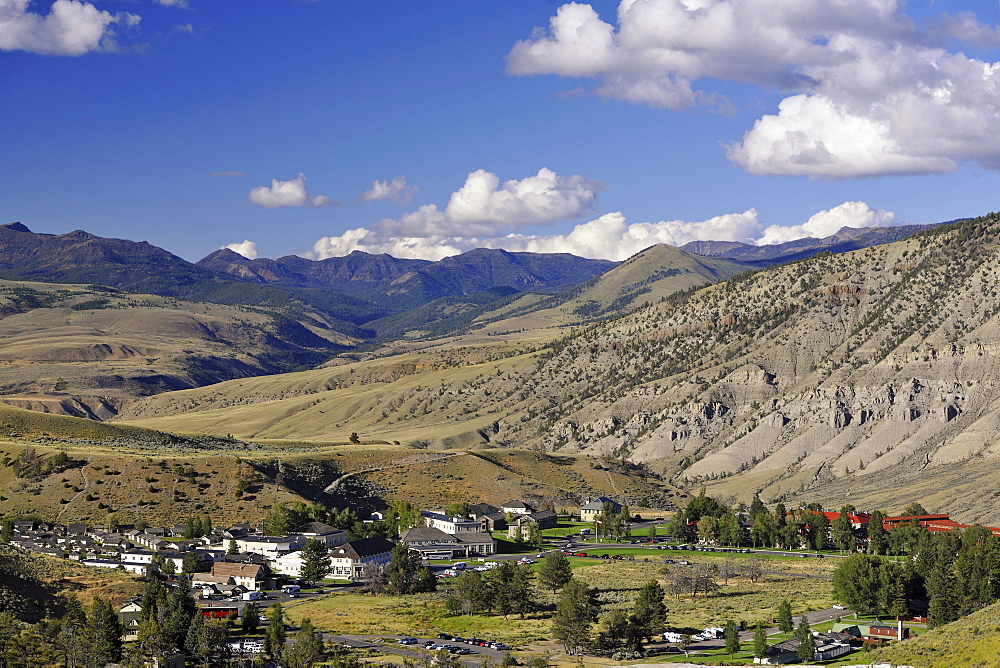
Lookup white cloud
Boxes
[757,201,894,245]
[248,173,331,209]
[0,0,139,55]
[155,0,188,7]
[308,201,896,261]
[221,240,258,260]
[361,176,418,205]
[509,0,1000,177]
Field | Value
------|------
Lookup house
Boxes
[500,500,535,515]
[527,510,557,529]
[580,497,621,522]
[399,527,497,558]
[467,503,499,519]
[235,535,304,557]
[422,511,482,534]
[329,537,395,580]
[210,562,270,591]
[479,511,508,532]
[271,550,306,577]
[832,621,908,642]
[118,599,143,641]
[290,522,349,547]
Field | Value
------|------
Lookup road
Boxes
[325,633,508,666]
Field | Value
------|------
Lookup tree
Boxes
[386,542,427,595]
[492,562,536,619]
[539,550,573,593]
[753,623,767,660]
[809,511,829,551]
[242,603,261,634]
[631,580,667,641]
[718,511,743,547]
[445,502,470,518]
[227,539,239,555]
[724,619,740,657]
[300,539,332,585]
[745,557,764,584]
[82,596,122,667]
[453,570,490,615]
[648,523,657,542]
[185,615,229,666]
[750,508,773,548]
[285,617,324,668]
[264,603,286,663]
[182,551,200,574]
[777,600,793,634]
[552,578,599,655]
[833,554,890,614]
[718,557,738,585]
[796,616,814,663]
[599,609,629,651]
[868,510,889,555]
[900,502,928,517]
[414,566,438,593]
[832,508,855,553]
[1,518,14,543]
[927,564,959,627]
[349,432,360,444]
[163,575,198,650]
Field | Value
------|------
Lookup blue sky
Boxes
[2,0,1000,262]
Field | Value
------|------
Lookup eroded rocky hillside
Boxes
[119,214,1000,520]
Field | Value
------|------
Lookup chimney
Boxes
[897,619,902,640]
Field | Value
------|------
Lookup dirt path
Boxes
[57,464,89,521]
[316,452,462,499]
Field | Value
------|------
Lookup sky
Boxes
[2,0,1000,263]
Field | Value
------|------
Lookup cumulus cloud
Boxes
[0,0,139,55]
[248,173,331,209]
[361,176,418,205]
[309,200,895,261]
[310,167,602,260]
[509,0,1000,177]
[221,240,258,260]
[757,201,895,245]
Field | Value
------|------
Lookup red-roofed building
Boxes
[881,514,1000,538]
[813,511,871,529]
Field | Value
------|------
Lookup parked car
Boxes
[832,604,846,610]
[437,633,452,639]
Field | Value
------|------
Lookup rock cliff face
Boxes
[482,214,1000,517]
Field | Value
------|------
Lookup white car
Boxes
[832,604,846,610]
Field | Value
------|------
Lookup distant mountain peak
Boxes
[2,222,31,233]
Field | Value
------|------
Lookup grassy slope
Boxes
[867,600,1000,667]
[0,279,354,418]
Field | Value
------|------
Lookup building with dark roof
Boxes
[329,537,395,580]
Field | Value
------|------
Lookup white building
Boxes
[422,511,481,534]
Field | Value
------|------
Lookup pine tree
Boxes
[753,623,767,659]
[83,597,122,667]
[795,616,814,663]
[264,603,286,663]
[552,578,599,655]
[868,510,889,555]
[539,550,572,593]
[242,602,261,634]
[227,539,239,555]
[163,575,198,649]
[832,509,855,553]
[777,599,793,634]
[285,618,324,668]
[724,619,740,657]
[631,580,667,641]
[300,538,332,585]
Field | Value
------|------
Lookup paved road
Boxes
[325,633,508,666]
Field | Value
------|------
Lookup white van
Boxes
[241,591,264,601]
